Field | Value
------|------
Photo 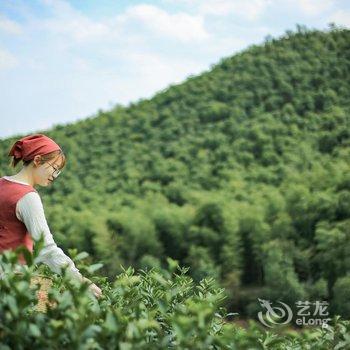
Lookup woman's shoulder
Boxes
[2,176,37,192]
[18,191,42,205]
[0,177,37,204]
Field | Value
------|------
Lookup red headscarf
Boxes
[8,134,61,161]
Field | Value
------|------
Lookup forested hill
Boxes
[1,26,349,318]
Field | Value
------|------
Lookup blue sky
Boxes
[0,0,349,139]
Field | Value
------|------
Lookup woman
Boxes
[0,134,102,298]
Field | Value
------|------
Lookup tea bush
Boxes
[0,249,349,349]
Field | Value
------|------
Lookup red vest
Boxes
[0,177,37,264]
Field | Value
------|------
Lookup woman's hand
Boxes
[89,282,102,298]
[81,276,102,298]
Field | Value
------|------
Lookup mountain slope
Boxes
[1,26,349,318]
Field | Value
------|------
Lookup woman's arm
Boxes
[16,192,83,281]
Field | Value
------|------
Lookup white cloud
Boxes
[0,15,22,35]
[117,4,209,42]
[40,0,110,42]
[161,0,272,20]
[127,51,205,82]
[328,10,350,27]
[43,16,110,42]
[296,0,335,16]
[40,1,208,44]
[199,0,272,20]
[0,48,18,70]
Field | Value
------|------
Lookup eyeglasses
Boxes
[46,162,62,178]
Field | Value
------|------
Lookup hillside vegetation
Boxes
[0,25,349,319]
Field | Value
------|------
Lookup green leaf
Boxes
[87,263,103,273]
[29,324,41,337]
[105,311,119,332]
[74,251,89,261]
[5,295,18,317]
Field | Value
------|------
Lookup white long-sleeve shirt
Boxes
[2,176,82,280]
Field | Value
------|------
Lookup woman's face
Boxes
[33,155,64,187]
